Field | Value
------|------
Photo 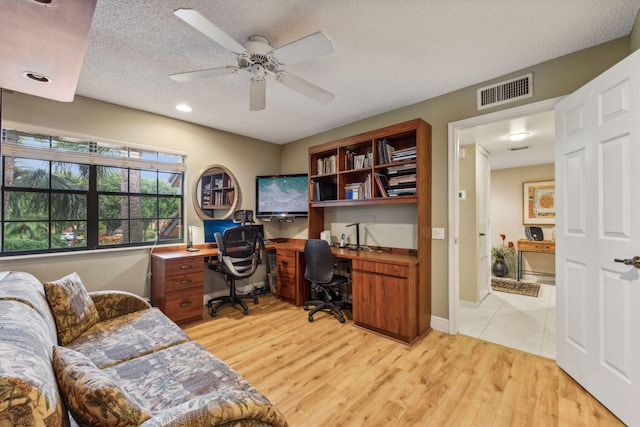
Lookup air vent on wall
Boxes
[477,73,532,110]
[510,145,530,151]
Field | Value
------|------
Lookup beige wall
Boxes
[281,37,631,319]
[632,9,640,52]
[459,145,478,302]
[1,92,281,297]
[491,164,556,280]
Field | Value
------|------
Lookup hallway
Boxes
[458,283,555,358]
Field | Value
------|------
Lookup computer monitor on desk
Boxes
[203,219,264,244]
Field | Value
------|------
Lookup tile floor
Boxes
[458,282,556,359]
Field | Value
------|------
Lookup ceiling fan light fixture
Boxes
[175,103,192,112]
[507,132,530,142]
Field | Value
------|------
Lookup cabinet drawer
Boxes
[165,289,203,322]
[278,280,297,300]
[276,249,297,301]
[517,240,555,253]
[277,250,296,281]
[164,271,203,292]
[353,260,408,278]
[164,258,203,276]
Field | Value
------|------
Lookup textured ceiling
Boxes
[75,0,640,145]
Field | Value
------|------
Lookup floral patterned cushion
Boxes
[0,300,70,427]
[44,272,101,346]
[104,341,258,414]
[67,307,190,369]
[0,271,59,342]
[52,345,151,427]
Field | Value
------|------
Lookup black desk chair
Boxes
[207,225,264,317]
[303,239,351,323]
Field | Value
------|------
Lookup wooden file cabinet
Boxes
[275,248,298,304]
[151,254,204,325]
[352,259,420,344]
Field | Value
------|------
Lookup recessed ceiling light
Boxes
[507,132,530,142]
[175,104,192,112]
[22,71,51,83]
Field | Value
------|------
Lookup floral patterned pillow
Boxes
[52,346,151,427]
[44,272,100,346]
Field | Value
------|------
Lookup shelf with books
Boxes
[306,118,432,341]
[339,143,373,172]
[201,169,235,210]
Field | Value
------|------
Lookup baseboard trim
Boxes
[430,315,449,333]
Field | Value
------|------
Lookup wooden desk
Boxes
[150,244,219,325]
[275,240,428,344]
[516,239,555,281]
[151,240,430,344]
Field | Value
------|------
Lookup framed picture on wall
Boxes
[523,180,555,225]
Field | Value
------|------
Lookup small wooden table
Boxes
[516,239,555,281]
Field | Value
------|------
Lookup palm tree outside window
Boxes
[1,128,185,255]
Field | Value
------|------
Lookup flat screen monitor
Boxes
[255,174,309,218]
[203,219,237,243]
[203,220,264,243]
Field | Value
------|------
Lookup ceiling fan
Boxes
[170,8,335,111]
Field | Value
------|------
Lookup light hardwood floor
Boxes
[183,294,622,426]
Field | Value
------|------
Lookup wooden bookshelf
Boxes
[200,168,235,211]
[307,118,432,339]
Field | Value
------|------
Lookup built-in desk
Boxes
[517,239,555,281]
[151,240,430,344]
[274,239,428,344]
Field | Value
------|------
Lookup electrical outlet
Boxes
[432,227,445,240]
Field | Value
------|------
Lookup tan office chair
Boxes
[207,224,264,317]
[303,239,351,323]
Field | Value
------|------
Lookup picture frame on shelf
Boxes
[523,180,555,225]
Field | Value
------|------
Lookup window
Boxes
[1,128,185,255]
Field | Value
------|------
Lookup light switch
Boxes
[432,227,445,240]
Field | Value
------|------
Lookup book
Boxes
[374,172,389,197]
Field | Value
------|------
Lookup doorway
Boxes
[447,98,561,356]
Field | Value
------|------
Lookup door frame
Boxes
[447,97,562,334]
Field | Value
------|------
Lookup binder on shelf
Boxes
[374,172,390,197]
[377,138,395,165]
[313,181,337,201]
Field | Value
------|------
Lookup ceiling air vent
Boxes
[477,73,532,110]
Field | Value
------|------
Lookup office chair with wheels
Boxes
[207,224,264,317]
[303,239,351,323]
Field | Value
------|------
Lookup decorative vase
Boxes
[492,258,508,277]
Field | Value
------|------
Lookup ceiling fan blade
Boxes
[174,8,246,55]
[169,66,238,82]
[277,72,334,104]
[272,31,334,64]
[249,78,266,111]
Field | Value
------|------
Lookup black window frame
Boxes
[1,128,185,256]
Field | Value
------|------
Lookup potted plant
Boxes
[491,234,516,278]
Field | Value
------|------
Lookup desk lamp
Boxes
[346,222,362,250]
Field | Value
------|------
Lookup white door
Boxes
[477,146,491,300]
[555,49,640,425]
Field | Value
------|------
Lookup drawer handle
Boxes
[282,260,288,265]
[180,279,192,284]
[180,264,192,269]
[180,301,192,307]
